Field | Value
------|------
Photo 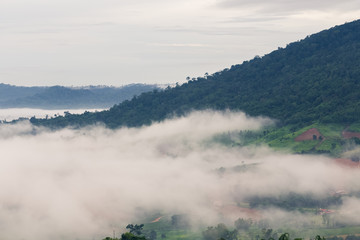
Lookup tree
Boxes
[121,232,146,240]
[29,20,360,132]
[202,223,238,240]
[171,215,190,229]
[261,229,277,240]
[314,236,326,240]
[234,218,252,231]
[279,233,290,240]
[126,224,144,236]
[149,230,157,240]
[103,237,119,240]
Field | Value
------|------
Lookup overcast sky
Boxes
[1,0,359,87]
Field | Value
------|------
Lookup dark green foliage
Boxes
[126,224,144,236]
[202,223,238,240]
[314,236,326,240]
[345,236,360,240]
[247,192,342,210]
[30,20,360,129]
[279,233,290,240]
[171,214,190,229]
[326,237,343,240]
[120,232,147,240]
[261,228,278,240]
[103,237,119,240]
[148,230,157,240]
[352,137,360,145]
[234,218,252,231]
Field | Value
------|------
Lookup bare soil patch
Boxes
[334,158,360,168]
[295,128,323,141]
[151,216,163,223]
[342,131,360,139]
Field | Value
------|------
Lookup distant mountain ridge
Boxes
[30,19,360,128]
[0,83,159,109]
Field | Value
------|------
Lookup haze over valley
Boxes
[2,111,360,240]
[1,2,360,239]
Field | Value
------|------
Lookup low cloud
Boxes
[0,110,359,240]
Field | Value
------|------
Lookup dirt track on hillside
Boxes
[151,217,163,223]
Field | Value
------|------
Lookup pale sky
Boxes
[1,0,359,87]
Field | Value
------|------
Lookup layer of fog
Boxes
[0,110,360,240]
[0,108,104,121]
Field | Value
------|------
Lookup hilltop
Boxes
[30,20,360,129]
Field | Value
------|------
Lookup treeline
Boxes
[103,221,328,240]
[246,192,342,210]
[30,19,360,129]
[328,236,360,240]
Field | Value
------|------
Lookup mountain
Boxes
[0,83,44,102]
[0,84,159,109]
[30,20,360,129]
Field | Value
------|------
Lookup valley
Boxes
[1,19,360,240]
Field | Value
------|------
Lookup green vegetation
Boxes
[103,218,360,240]
[20,20,360,240]
[212,121,360,157]
[28,20,360,129]
[202,223,238,240]
[247,192,342,210]
[104,216,201,240]
[347,123,360,132]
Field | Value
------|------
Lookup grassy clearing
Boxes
[212,122,360,157]
[348,123,360,132]
[314,123,345,138]
[301,226,360,238]
[316,139,342,153]
[253,124,324,154]
[142,216,202,240]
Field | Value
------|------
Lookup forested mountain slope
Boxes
[30,20,360,128]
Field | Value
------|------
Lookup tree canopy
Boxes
[30,20,360,129]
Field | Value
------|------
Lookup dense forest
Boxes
[29,20,360,129]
